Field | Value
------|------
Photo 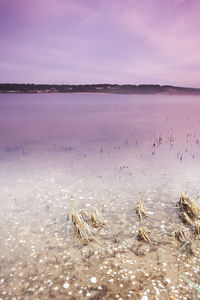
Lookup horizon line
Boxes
[1,83,200,90]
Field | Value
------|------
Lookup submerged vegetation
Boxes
[137,226,152,243]
[135,196,149,221]
[71,209,95,243]
[71,192,200,255]
[177,193,200,234]
[173,226,200,256]
[172,225,191,243]
[171,193,200,257]
[71,201,106,243]
[90,207,107,228]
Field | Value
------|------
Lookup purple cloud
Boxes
[0,0,200,86]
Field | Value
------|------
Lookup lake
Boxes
[0,93,200,299]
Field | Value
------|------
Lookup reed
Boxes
[181,274,200,293]
[135,197,149,221]
[81,209,91,223]
[177,194,200,220]
[172,225,190,243]
[71,200,95,243]
[137,226,152,243]
[90,207,106,228]
[172,226,200,256]
[177,193,200,234]
[71,210,95,243]
[71,201,106,243]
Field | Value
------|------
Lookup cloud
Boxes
[119,1,200,63]
[0,0,200,86]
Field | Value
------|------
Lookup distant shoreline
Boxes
[1,83,200,95]
[1,92,199,97]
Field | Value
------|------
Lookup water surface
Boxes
[0,93,200,299]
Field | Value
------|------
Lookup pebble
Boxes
[166,278,171,284]
[90,277,97,283]
[63,283,69,289]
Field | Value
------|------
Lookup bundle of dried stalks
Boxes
[177,194,200,220]
[72,210,95,243]
[137,226,152,243]
[135,199,149,220]
[177,193,200,234]
[81,209,91,222]
[172,226,190,243]
[90,207,106,228]
[172,226,200,256]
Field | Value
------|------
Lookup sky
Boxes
[0,0,200,87]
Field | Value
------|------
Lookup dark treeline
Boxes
[0,83,200,95]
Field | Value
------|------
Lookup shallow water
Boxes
[0,93,200,299]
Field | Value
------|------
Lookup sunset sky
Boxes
[0,0,200,87]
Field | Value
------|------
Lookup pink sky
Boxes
[0,0,200,87]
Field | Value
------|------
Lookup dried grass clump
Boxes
[177,193,200,233]
[177,194,200,219]
[137,226,152,243]
[172,226,200,256]
[71,210,95,243]
[172,225,190,243]
[81,209,91,223]
[81,207,106,228]
[179,211,194,226]
[71,202,106,244]
[135,199,149,220]
[90,207,106,228]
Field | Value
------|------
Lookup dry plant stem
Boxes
[190,243,200,256]
[172,226,191,243]
[90,207,106,228]
[135,199,149,221]
[137,226,152,243]
[177,193,200,236]
[177,193,200,220]
[180,212,194,226]
[173,226,200,256]
[81,209,91,222]
[72,211,95,243]
[72,208,105,246]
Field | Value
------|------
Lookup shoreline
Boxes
[1,91,200,96]
[1,83,200,96]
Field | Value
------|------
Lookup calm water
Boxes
[0,93,200,299]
